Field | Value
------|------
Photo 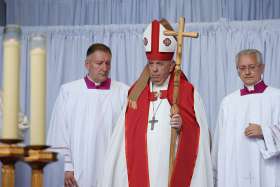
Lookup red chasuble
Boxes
[125,71,200,187]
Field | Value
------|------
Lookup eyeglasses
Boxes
[237,64,261,73]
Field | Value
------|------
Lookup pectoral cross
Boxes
[149,116,158,130]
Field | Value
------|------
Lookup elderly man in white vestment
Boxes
[99,19,213,187]
[212,49,280,187]
[47,43,128,187]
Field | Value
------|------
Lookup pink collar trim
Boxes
[240,80,267,96]
[84,76,111,90]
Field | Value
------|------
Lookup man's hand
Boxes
[170,114,182,130]
[64,171,78,187]
[244,123,263,139]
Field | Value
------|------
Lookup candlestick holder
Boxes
[0,138,24,187]
[24,145,57,187]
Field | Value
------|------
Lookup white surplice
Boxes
[212,87,280,187]
[99,77,213,187]
[47,78,128,187]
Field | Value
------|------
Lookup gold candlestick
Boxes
[0,139,24,187]
[0,24,24,187]
[24,145,57,187]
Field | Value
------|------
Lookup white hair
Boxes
[235,49,263,66]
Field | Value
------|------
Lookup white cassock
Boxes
[212,86,280,187]
[99,77,213,187]
[47,78,128,187]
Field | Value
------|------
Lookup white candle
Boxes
[2,38,20,139]
[30,47,46,145]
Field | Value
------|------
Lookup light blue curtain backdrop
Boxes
[1,19,280,186]
[0,0,5,25]
[5,0,280,25]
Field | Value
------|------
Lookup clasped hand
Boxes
[244,123,263,139]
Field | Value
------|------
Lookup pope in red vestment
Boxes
[99,19,213,187]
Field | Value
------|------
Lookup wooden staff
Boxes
[164,17,198,186]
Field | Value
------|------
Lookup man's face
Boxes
[237,54,264,86]
[148,60,175,86]
[85,50,111,83]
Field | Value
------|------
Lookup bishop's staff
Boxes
[164,17,199,186]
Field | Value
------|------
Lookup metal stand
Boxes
[0,139,24,187]
[24,145,57,187]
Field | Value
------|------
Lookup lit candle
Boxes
[29,35,46,145]
[2,25,21,140]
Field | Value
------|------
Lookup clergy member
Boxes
[99,19,213,187]
[47,43,128,187]
[212,49,280,187]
